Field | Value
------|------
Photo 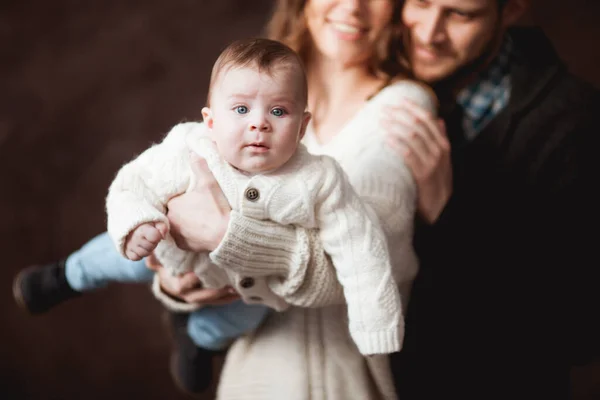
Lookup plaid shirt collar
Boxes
[456,35,513,140]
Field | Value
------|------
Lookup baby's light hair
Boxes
[206,37,308,108]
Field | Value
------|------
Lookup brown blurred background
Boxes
[1,1,598,399]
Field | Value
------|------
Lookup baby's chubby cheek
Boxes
[221,147,246,169]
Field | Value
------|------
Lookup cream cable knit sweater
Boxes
[106,119,405,355]
[155,80,437,399]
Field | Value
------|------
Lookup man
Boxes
[385,0,599,399]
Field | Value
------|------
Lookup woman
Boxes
[157,1,447,399]
[15,0,449,398]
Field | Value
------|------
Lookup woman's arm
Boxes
[213,212,345,308]
[383,86,451,224]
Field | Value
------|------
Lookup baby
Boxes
[106,38,403,356]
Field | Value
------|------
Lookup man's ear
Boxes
[201,107,214,129]
[501,0,531,27]
[299,111,312,140]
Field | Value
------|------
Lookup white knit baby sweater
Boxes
[106,122,404,355]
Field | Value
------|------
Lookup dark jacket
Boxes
[391,27,600,400]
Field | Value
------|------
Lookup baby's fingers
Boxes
[137,224,163,244]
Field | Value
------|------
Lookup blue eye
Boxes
[235,105,248,114]
[271,108,286,117]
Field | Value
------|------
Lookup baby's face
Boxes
[203,64,310,173]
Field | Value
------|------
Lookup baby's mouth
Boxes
[245,143,270,152]
[247,143,269,149]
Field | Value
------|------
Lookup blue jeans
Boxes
[65,232,270,350]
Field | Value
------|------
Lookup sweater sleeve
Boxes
[106,122,198,257]
[314,156,403,356]
[354,79,436,264]
[210,211,345,307]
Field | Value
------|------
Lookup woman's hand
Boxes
[166,152,231,252]
[146,253,240,306]
[383,99,453,224]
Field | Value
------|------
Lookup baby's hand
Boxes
[125,222,168,261]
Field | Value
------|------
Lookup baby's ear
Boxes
[201,107,214,129]
[299,111,311,140]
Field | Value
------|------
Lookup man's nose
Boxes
[416,9,446,45]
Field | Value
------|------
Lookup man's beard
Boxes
[429,26,506,103]
[401,18,506,104]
